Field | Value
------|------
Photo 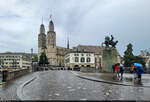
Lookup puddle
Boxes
[99,73,119,82]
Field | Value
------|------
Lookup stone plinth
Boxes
[102,47,119,72]
[80,67,96,73]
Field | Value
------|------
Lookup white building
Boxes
[140,50,150,69]
[65,45,121,70]
[0,52,33,69]
[65,50,95,69]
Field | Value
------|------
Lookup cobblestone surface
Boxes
[0,73,34,100]
[23,71,150,100]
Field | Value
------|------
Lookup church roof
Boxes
[50,20,54,25]
[56,46,67,50]
[40,24,44,27]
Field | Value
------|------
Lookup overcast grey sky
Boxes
[0,0,150,56]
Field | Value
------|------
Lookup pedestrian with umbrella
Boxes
[131,63,144,84]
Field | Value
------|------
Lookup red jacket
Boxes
[115,66,119,71]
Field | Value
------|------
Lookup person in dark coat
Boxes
[132,63,144,83]
[112,64,116,73]
[119,64,124,80]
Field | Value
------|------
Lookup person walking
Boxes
[119,63,124,80]
[112,64,115,73]
[136,64,144,83]
[131,65,137,82]
[115,63,120,79]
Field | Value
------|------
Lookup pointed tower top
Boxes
[40,17,45,34]
[67,36,69,49]
[49,14,54,31]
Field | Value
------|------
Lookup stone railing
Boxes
[5,68,30,81]
[80,67,101,73]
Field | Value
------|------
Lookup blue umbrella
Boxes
[133,63,144,74]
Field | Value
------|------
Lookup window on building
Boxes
[65,58,70,63]
[75,57,79,62]
[80,57,85,62]
[87,57,91,62]
[81,54,84,56]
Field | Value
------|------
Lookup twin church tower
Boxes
[38,18,69,67]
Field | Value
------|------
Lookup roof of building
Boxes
[0,52,37,56]
[73,45,105,55]
[71,45,121,56]
[49,20,54,25]
[56,46,67,50]
[67,50,94,54]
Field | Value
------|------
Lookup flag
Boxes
[50,14,52,19]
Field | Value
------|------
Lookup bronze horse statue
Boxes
[102,35,118,48]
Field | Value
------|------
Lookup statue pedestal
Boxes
[101,47,119,72]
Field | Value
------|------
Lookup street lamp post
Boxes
[31,48,33,72]
[43,56,45,71]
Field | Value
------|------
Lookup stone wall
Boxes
[6,69,29,81]
[101,47,119,72]
[80,67,101,73]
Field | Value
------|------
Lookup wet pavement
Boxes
[0,73,34,100]
[22,71,150,100]
[73,71,150,87]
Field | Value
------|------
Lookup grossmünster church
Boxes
[38,19,69,67]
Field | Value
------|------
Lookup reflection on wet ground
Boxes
[0,71,150,100]
[22,71,150,100]
[81,72,150,87]
[0,73,34,100]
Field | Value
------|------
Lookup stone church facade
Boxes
[38,19,121,68]
[38,20,68,67]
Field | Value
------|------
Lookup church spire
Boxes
[67,36,69,49]
[40,16,45,34]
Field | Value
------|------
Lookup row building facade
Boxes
[0,52,33,69]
